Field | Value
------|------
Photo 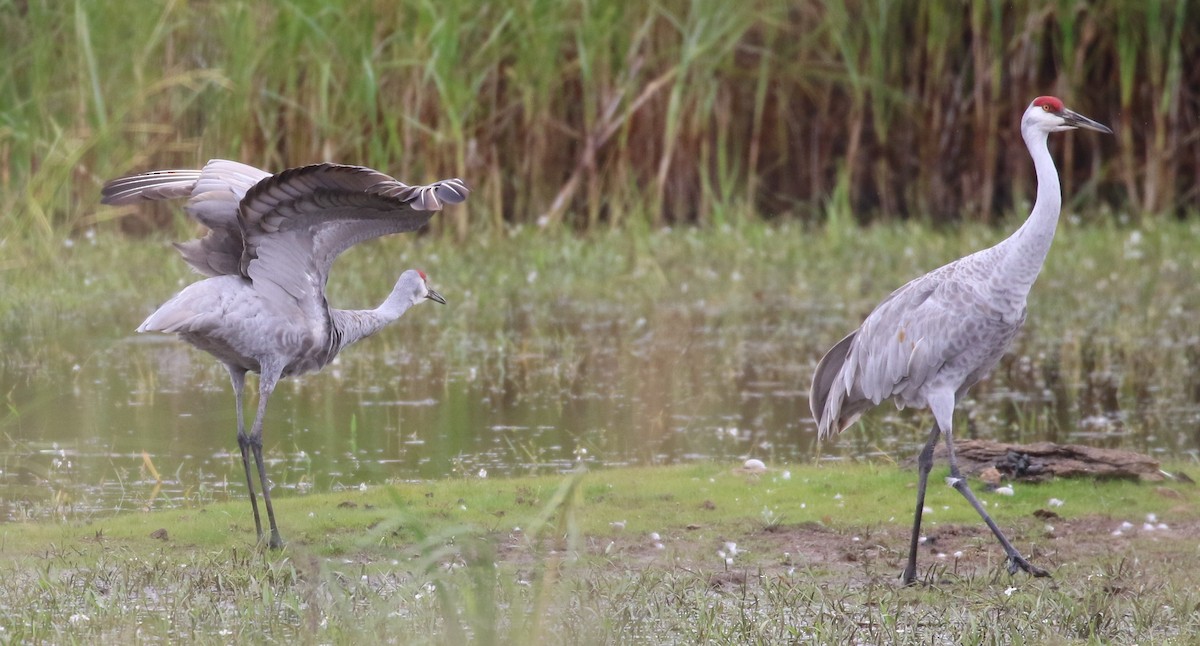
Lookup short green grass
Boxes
[1,462,1197,643]
[10,461,1189,551]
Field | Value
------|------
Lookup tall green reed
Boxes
[0,0,1194,262]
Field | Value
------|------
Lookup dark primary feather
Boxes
[808,330,870,437]
[100,170,202,204]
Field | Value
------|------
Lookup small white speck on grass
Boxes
[654,542,665,550]
[1156,522,1169,530]
[1119,521,1134,530]
[923,506,933,514]
[743,458,767,473]
[833,493,843,500]
[610,520,626,531]
[918,536,928,544]
[1146,513,1158,523]
[1048,498,1065,507]
[782,470,791,480]
[1004,586,1017,597]
[649,532,661,542]
[724,541,738,556]
[953,551,963,559]
[936,553,947,560]
[851,536,860,542]
[995,485,1015,496]
[478,468,488,478]
[1142,523,1156,532]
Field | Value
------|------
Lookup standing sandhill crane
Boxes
[810,97,1111,585]
[103,160,468,548]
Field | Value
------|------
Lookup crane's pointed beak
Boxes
[1062,109,1113,134]
[425,288,447,305]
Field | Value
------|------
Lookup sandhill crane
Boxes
[103,160,468,548]
[810,97,1111,585]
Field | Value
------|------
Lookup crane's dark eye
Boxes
[1042,104,1052,112]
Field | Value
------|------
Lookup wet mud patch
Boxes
[492,512,1200,590]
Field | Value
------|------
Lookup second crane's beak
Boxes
[1062,109,1113,134]
[425,288,447,305]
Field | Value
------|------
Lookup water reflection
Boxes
[1,289,1197,521]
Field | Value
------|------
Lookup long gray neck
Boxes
[993,125,1060,297]
[328,291,416,356]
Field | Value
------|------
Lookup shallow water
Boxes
[2,227,1199,520]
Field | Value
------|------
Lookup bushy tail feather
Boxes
[810,330,872,439]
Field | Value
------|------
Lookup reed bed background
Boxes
[0,0,1195,250]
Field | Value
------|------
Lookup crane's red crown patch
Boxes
[1032,96,1064,113]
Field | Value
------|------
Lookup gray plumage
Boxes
[104,159,467,548]
[810,97,1111,585]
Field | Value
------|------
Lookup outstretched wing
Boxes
[234,163,468,309]
[101,159,272,276]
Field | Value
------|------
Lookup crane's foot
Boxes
[253,531,286,550]
[1007,553,1051,578]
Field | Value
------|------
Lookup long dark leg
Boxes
[931,391,1050,579]
[901,422,942,586]
[249,366,285,549]
[228,368,264,542]
[942,431,1049,578]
